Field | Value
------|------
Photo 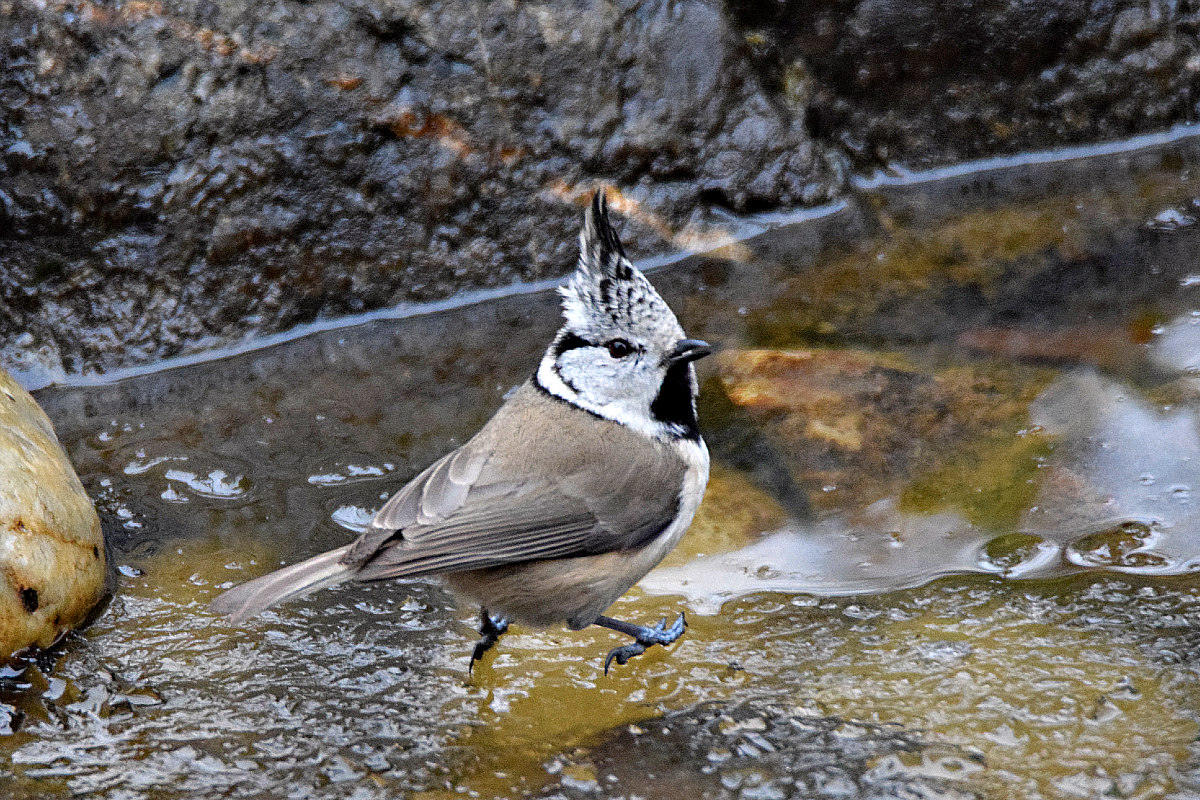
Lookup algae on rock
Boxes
[713,348,1051,511]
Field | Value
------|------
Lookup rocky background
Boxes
[2,0,1199,377]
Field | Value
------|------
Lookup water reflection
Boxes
[646,502,975,610]
[648,359,1200,608]
[1152,310,1200,375]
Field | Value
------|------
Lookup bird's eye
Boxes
[605,338,634,358]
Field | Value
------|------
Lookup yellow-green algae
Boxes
[899,432,1053,530]
[416,575,1200,800]
[713,347,1055,513]
[17,458,1200,800]
[744,200,1095,348]
[745,171,1200,350]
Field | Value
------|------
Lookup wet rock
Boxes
[536,699,981,800]
[0,367,106,658]
[713,348,1048,510]
[3,1,1199,379]
[0,0,836,378]
[730,0,1200,169]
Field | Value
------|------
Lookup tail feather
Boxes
[208,545,355,623]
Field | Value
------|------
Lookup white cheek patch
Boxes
[561,351,657,407]
[536,352,683,441]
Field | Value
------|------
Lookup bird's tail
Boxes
[208,545,355,623]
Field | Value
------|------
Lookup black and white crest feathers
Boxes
[540,189,701,441]
[560,189,677,338]
[580,190,631,281]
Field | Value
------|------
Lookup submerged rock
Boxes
[713,348,1049,510]
[741,185,1200,353]
[0,368,105,658]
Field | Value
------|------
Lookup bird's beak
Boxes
[664,338,713,366]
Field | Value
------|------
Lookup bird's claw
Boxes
[604,641,646,673]
[654,612,687,642]
[468,608,509,673]
[602,612,687,675]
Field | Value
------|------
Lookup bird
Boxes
[209,189,712,674]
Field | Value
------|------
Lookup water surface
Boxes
[7,132,1200,798]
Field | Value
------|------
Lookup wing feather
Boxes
[342,443,491,566]
[340,383,689,578]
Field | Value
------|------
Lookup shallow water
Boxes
[7,133,1200,798]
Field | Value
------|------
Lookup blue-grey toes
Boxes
[469,608,509,672]
[602,612,687,674]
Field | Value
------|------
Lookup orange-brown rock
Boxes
[713,348,1049,510]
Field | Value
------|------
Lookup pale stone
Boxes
[0,368,105,657]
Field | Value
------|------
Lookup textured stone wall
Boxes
[2,0,1197,378]
[728,0,1200,168]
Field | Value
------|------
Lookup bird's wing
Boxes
[340,443,490,566]
[340,391,687,579]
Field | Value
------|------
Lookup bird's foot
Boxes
[600,612,686,675]
[469,608,509,672]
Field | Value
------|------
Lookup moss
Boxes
[744,201,1092,348]
[741,176,1200,351]
[899,432,1052,530]
[714,348,1054,512]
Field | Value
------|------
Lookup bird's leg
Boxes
[593,612,686,674]
[469,607,509,672]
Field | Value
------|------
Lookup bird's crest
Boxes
[559,190,674,337]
